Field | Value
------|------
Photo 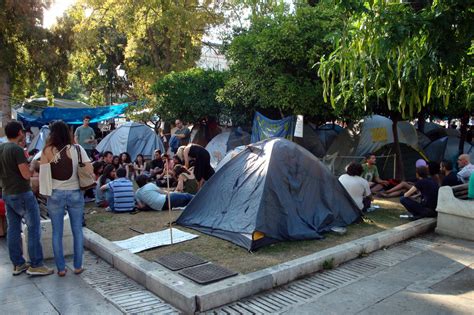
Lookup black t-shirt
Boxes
[148,159,164,171]
[415,178,439,210]
[441,172,461,187]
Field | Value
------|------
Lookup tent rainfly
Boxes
[177,138,361,251]
[96,122,164,160]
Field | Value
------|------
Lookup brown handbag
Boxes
[74,145,96,190]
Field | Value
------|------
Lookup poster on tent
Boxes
[251,112,295,143]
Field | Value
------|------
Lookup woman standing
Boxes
[40,121,92,276]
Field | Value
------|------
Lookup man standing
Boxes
[74,115,95,158]
[0,121,53,276]
[457,154,474,184]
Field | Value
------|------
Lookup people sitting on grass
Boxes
[457,154,474,184]
[338,162,372,212]
[96,164,116,208]
[378,159,427,198]
[361,153,390,194]
[146,149,164,178]
[134,175,194,211]
[440,160,461,187]
[174,164,198,194]
[92,161,104,180]
[100,167,135,212]
[400,166,439,220]
[133,154,145,176]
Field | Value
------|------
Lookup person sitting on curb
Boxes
[100,167,135,212]
[135,175,194,211]
[361,153,390,194]
[440,160,461,187]
[338,162,372,212]
[457,154,474,184]
[400,166,439,220]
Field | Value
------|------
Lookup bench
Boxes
[436,183,474,241]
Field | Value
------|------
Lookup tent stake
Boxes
[165,157,174,244]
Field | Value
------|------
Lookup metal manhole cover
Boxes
[178,263,238,284]
[155,252,208,271]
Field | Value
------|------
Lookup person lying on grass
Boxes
[134,175,194,211]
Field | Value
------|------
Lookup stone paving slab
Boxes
[0,238,123,315]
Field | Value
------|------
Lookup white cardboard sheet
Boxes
[113,228,198,253]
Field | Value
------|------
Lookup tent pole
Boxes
[393,154,396,179]
[165,157,173,244]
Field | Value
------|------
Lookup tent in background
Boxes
[423,136,474,162]
[96,122,164,160]
[28,125,50,152]
[205,128,251,168]
[314,124,343,153]
[374,143,427,180]
[177,138,361,251]
[293,124,326,158]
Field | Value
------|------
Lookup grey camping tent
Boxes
[205,128,251,168]
[28,125,50,152]
[96,122,164,160]
[177,138,361,251]
[423,136,474,162]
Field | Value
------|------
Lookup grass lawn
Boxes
[84,197,408,274]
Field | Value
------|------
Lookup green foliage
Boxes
[219,2,349,123]
[319,0,474,119]
[322,258,335,270]
[152,68,228,123]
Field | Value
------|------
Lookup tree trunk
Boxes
[391,116,404,180]
[0,70,11,134]
[416,108,426,133]
[458,113,469,155]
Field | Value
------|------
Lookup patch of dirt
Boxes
[84,197,408,274]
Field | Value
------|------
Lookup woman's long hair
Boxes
[100,164,116,186]
[134,154,144,166]
[44,120,73,151]
[120,152,132,164]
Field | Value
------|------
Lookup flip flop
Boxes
[57,270,67,277]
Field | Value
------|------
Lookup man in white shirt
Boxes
[457,154,474,184]
[339,162,372,211]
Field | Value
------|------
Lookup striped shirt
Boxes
[106,178,135,212]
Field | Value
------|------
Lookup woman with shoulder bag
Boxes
[40,121,93,277]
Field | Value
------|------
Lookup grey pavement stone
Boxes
[431,264,474,301]
[359,290,474,315]
[1,295,59,315]
[0,268,33,290]
[112,249,156,285]
[0,283,43,305]
[31,267,92,293]
[41,285,122,314]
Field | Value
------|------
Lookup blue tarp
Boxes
[17,103,129,127]
[251,112,295,143]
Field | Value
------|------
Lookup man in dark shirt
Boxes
[400,166,439,219]
[440,160,461,187]
[146,149,164,178]
[0,121,53,276]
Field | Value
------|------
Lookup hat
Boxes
[415,159,427,168]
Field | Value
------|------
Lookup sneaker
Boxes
[105,206,112,212]
[26,265,54,276]
[84,197,95,203]
[13,263,30,276]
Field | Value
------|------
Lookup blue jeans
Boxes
[162,192,194,210]
[4,190,44,267]
[47,189,84,271]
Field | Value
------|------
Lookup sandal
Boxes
[74,268,85,275]
[57,270,67,277]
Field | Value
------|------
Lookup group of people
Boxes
[339,153,474,220]
[0,116,217,278]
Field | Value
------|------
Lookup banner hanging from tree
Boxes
[251,112,295,143]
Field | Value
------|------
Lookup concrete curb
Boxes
[83,218,436,314]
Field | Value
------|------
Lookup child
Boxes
[100,168,135,212]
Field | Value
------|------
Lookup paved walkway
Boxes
[0,238,123,314]
[212,234,474,315]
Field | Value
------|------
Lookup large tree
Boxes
[0,0,70,128]
[319,0,473,178]
[219,2,349,124]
